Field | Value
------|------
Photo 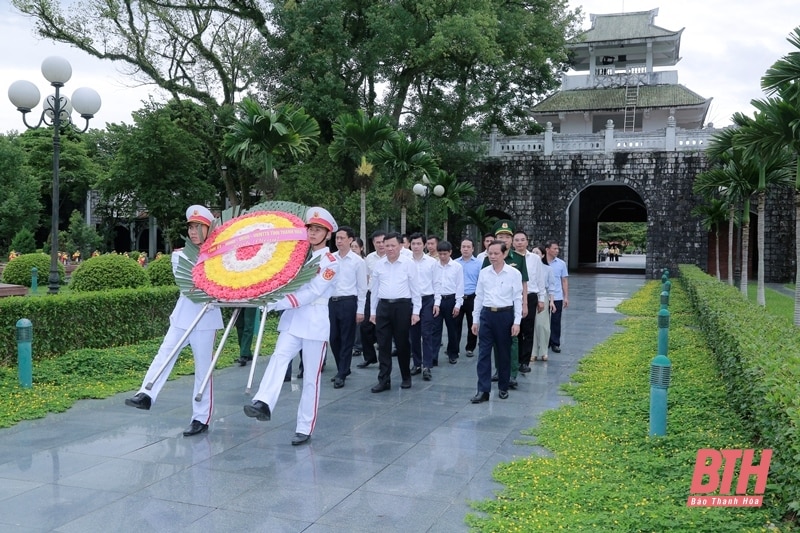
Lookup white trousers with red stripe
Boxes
[253,333,326,436]
[138,325,216,425]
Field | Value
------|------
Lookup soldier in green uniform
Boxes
[482,220,528,389]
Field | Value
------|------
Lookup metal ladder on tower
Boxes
[623,83,639,132]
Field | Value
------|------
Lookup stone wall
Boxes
[469,151,712,279]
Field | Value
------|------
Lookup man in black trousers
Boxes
[368,232,421,392]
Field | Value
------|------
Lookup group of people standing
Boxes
[125,204,569,446]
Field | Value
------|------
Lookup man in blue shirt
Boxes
[455,238,481,357]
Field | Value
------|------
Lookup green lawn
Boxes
[746,283,794,323]
[0,322,277,429]
[467,281,794,532]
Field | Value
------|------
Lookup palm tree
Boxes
[223,99,320,208]
[328,111,398,242]
[741,26,800,323]
[702,127,759,295]
[692,197,728,281]
[375,137,439,235]
[431,170,476,241]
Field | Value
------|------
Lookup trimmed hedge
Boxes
[2,253,65,287]
[679,265,800,518]
[146,254,176,287]
[0,286,179,365]
[70,253,150,291]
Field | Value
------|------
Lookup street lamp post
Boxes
[8,56,101,294]
[412,176,445,237]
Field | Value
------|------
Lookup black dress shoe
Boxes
[471,392,490,403]
[291,433,311,446]
[400,379,412,389]
[183,420,209,436]
[466,350,475,357]
[491,372,498,382]
[330,370,352,381]
[498,390,509,400]
[237,356,252,367]
[422,368,432,381]
[519,364,531,373]
[371,382,391,393]
[333,377,345,389]
[125,392,152,410]
[509,379,518,390]
[357,360,377,369]
[243,400,271,421]
[410,366,422,376]
[551,345,561,353]
[449,357,457,364]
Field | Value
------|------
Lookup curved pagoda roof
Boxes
[568,9,683,71]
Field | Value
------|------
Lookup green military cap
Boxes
[493,219,515,236]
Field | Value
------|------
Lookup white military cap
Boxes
[305,206,337,233]
[186,205,214,227]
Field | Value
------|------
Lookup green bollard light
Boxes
[16,319,33,388]
[660,290,670,309]
[31,267,38,293]
[649,354,672,436]
[663,279,672,293]
[658,308,670,356]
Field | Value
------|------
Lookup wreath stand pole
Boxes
[145,302,212,390]
[195,307,241,401]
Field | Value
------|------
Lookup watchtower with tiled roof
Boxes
[531,8,711,133]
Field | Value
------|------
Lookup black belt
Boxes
[464,293,476,299]
[381,298,411,304]
[441,294,456,299]
[330,295,357,302]
[422,294,434,298]
[484,306,513,312]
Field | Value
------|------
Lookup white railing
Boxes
[488,118,715,156]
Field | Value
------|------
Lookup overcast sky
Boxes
[1,0,800,133]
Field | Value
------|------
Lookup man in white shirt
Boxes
[408,232,438,375]
[369,232,421,392]
[426,234,439,259]
[356,230,386,368]
[513,231,545,373]
[546,240,569,354]
[328,225,367,388]
[244,207,339,446]
[470,240,522,402]
[432,241,464,369]
[475,233,495,263]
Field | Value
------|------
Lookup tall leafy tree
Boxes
[103,103,215,242]
[0,135,40,251]
[223,99,320,208]
[736,27,800,323]
[374,137,439,235]
[328,110,399,241]
[692,198,728,281]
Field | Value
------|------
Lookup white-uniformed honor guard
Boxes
[244,207,339,446]
[125,205,224,436]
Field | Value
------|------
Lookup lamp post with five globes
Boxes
[8,56,101,294]
[412,176,445,237]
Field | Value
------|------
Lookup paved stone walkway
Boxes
[0,273,644,532]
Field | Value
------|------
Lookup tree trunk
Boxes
[400,205,407,236]
[757,191,766,307]
[740,221,750,297]
[727,207,735,285]
[360,186,367,243]
[443,219,449,242]
[715,227,721,281]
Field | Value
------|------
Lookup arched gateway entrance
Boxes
[569,183,647,272]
